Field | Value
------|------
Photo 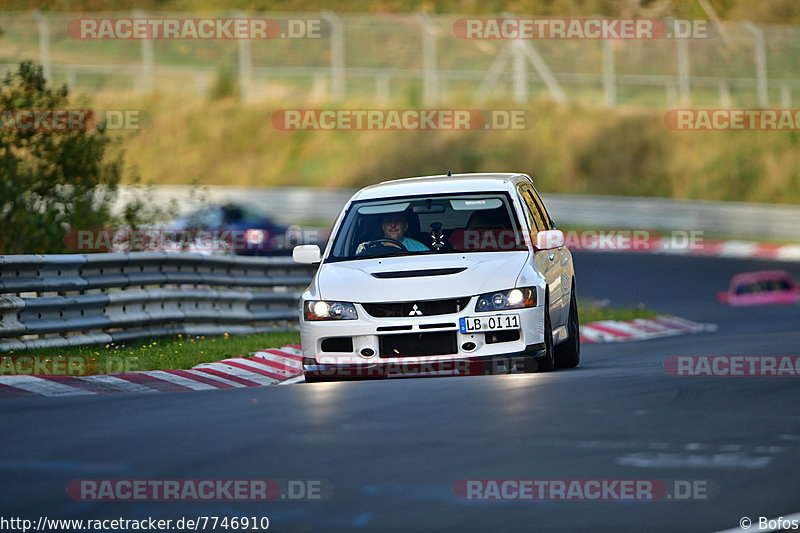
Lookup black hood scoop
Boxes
[371,267,467,279]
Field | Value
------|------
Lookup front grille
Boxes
[363,297,471,318]
[379,331,457,357]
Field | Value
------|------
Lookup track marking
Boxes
[0,375,95,397]
[84,374,159,394]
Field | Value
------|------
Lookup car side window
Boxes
[529,186,555,230]
[516,186,539,232]
[519,186,547,232]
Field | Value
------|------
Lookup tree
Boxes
[0,61,124,254]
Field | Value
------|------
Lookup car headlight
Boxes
[475,288,537,312]
[303,300,358,321]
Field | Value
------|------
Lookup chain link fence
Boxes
[1,11,799,107]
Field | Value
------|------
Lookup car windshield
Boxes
[328,193,527,262]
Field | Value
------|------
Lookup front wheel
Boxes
[554,288,581,369]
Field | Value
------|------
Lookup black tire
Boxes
[526,295,555,372]
[554,287,581,369]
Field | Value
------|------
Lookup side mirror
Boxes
[536,229,565,250]
[293,244,321,264]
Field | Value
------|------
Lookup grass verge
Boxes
[578,301,659,323]
[3,331,300,376]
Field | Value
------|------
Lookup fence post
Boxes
[475,44,511,102]
[603,39,616,107]
[676,37,691,105]
[743,22,769,107]
[512,39,528,104]
[34,11,52,82]
[419,13,439,106]
[718,80,731,108]
[665,83,677,108]
[375,74,390,104]
[311,72,328,101]
[518,41,567,104]
[323,12,345,101]
[134,10,154,92]
[235,10,253,102]
[67,67,77,88]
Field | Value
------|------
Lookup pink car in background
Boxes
[718,270,800,306]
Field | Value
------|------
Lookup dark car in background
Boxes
[171,203,299,255]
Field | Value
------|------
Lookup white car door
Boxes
[516,185,564,328]
[529,186,571,327]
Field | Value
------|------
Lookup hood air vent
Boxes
[371,267,467,279]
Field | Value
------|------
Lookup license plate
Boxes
[459,314,520,333]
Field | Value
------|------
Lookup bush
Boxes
[0,61,175,254]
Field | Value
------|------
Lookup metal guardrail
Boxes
[0,252,316,351]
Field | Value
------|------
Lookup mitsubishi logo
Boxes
[409,304,423,316]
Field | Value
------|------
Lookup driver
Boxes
[381,212,429,251]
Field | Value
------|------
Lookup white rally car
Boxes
[292,173,580,381]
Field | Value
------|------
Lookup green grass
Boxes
[4,331,300,376]
[578,301,659,323]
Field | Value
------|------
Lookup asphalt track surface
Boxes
[2,252,799,533]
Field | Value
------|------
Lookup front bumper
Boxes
[300,300,546,376]
[303,343,547,380]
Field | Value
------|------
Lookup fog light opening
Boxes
[462,342,477,352]
[360,348,375,357]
